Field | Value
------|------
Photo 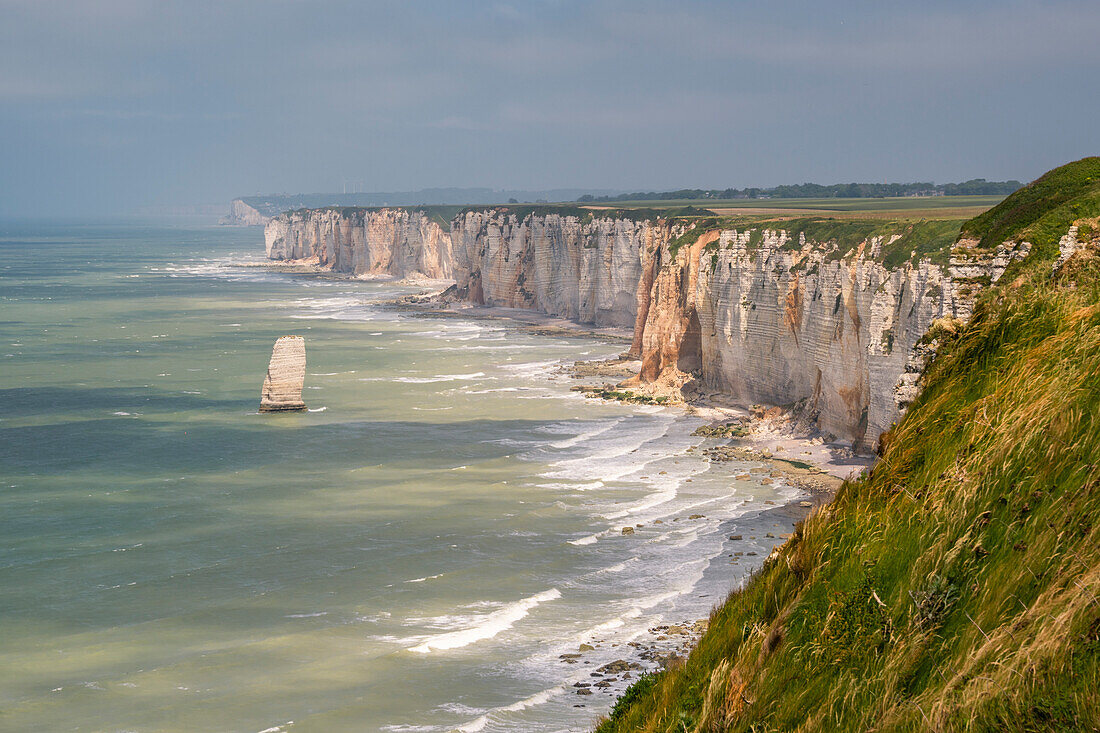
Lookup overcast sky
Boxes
[2,0,1098,215]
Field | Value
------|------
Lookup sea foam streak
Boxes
[394,372,486,384]
[406,589,561,653]
[455,685,565,732]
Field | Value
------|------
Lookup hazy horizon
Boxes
[2,0,1099,216]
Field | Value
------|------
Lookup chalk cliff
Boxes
[448,210,669,330]
[265,208,453,280]
[265,207,1027,447]
[222,199,270,226]
[633,229,957,446]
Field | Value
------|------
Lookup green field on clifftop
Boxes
[596,158,1100,732]
[591,194,1006,217]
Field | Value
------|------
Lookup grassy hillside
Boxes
[596,159,1100,732]
[961,157,1100,252]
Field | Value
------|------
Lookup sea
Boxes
[0,219,802,732]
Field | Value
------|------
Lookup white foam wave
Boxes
[545,415,676,482]
[406,589,561,654]
[256,722,294,733]
[496,359,562,378]
[603,482,679,520]
[598,559,635,573]
[455,685,564,732]
[394,372,486,384]
[549,418,623,449]
[534,480,604,491]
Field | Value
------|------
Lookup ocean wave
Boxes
[549,418,624,449]
[256,722,295,733]
[497,359,562,378]
[149,260,285,284]
[454,685,565,732]
[394,372,486,384]
[546,414,675,479]
[598,559,635,573]
[405,589,561,654]
[534,480,604,491]
[603,482,679,520]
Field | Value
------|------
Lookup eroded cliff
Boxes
[265,208,453,280]
[265,206,1025,448]
[448,210,669,330]
[635,227,958,446]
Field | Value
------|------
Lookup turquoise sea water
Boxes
[0,220,800,732]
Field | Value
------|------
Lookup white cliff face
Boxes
[222,199,270,226]
[688,230,959,447]
[265,208,1012,449]
[265,209,453,280]
[449,210,662,330]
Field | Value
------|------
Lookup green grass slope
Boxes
[596,159,1100,732]
[961,156,1100,252]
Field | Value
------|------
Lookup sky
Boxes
[1,0,1099,216]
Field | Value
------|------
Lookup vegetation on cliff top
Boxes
[282,203,718,228]
[666,216,961,268]
[769,218,960,268]
[595,161,1100,732]
[454,203,716,224]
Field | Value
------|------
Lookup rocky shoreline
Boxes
[557,619,709,707]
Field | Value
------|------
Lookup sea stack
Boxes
[259,335,307,412]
